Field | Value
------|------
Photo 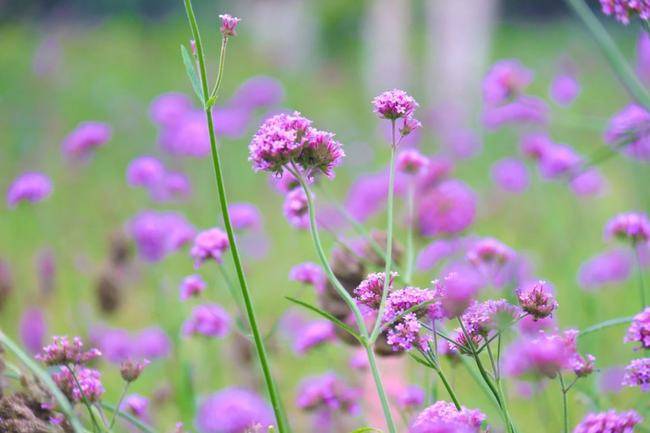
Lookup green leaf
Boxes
[579,316,633,339]
[101,403,158,433]
[408,352,434,369]
[180,44,204,105]
[285,297,363,344]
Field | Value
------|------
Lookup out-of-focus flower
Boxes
[572,353,596,377]
[418,179,476,236]
[600,0,650,24]
[195,387,274,433]
[573,410,643,433]
[150,92,193,127]
[212,106,251,139]
[483,59,533,105]
[372,89,419,120]
[538,143,582,180]
[625,307,650,350]
[219,14,240,37]
[191,228,230,267]
[622,358,650,391]
[410,400,485,433]
[154,170,192,202]
[503,329,579,379]
[37,336,101,366]
[6,172,53,208]
[416,239,460,272]
[126,156,166,188]
[283,188,310,230]
[604,104,650,161]
[128,211,195,262]
[20,307,47,355]
[289,262,326,293]
[483,96,549,130]
[53,366,105,403]
[92,326,170,363]
[598,366,627,394]
[231,76,284,110]
[269,169,300,194]
[354,272,396,309]
[578,248,632,289]
[396,385,425,410]
[179,274,207,301]
[120,359,149,383]
[349,350,369,371]
[120,394,149,420]
[228,203,262,231]
[345,167,407,222]
[183,304,231,338]
[467,238,515,268]
[135,327,171,360]
[569,168,606,197]
[491,158,529,193]
[61,121,111,161]
[159,110,211,157]
[433,271,481,318]
[296,372,359,415]
[518,314,556,335]
[605,212,650,244]
[397,149,429,175]
[399,116,423,137]
[550,73,580,106]
[516,280,558,320]
[520,133,554,161]
[293,320,336,355]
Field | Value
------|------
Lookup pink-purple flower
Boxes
[53,366,105,403]
[293,320,336,355]
[605,212,650,244]
[120,394,150,420]
[550,73,580,106]
[625,307,650,350]
[410,401,486,433]
[6,172,53,208]
[417,179,476,236]
[182,304,231,338]
[573,410,643,433]
[372,89,419,120]
[195,387,274,433]
[600,0,650,24]
[219,14,240,37]
[491,158,529,193]
[228,203,262,231]
[622,358,650,391]
[191,228,230,267]
[354,272,396,309]
[37,335,101,366]
[289,262,326,293]
[516,280,558,320]
[61,121,111,161]
[605,104,650,161]
[483,59,533,105]
[179,274,207,300]
[283,188,310,229]
[397,149,429,175]
[128,211,195,262]
[578,249,632,289]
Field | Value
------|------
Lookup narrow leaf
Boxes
[180,44,205,105]
[286,296,363,344]
[579,316,633,339]
[101,403,158,433]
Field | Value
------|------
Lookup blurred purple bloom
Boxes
[228,203,262,231]
[625,307,650,350]
[637,31,650,85]
[283,188,310,230]
[483,96,549,130]
[416,239,460,271]
[503,329,578,379]
[605,212,650,244]
[520,133,554,161]
[153,170,192,202]
[550,73,580,106]
[219,14,240,37]
[213,106,251,139]
[434,268,483,318]
[442,128,483,160]
[483,59,533,105]
[417,179,476,236]
[134,327,171,360]
[121,394,150,420]
[491,158,529,193]
[396,385,425,410]
[570,168,606,197]
[289,262,326,293]
[183,304,231,338]
[604,104,650,161]
[269,169,300,194]
[20,308,47,355]
[191,227,230,267]
[578,249,632,289]
[518,314,556,335]
[128,211,195,262]
[293,320,336,355]
[410,401,485,433]
[179,274,207,301]
[574,410,643,433]
[296,372,359,414]
[159,110,211,157]
[150,92,193,127]
[539,143,582,180]
[231,76,284,110]
[345,168,407,222]
[461,299,520,336]
[397,149,429,175]
[126,156,166,188]
[196,387,274,433]
[598,366,626,394]
[6,172,53,208]
[61,122,112,161]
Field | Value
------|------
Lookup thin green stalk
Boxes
[578,316,633,338]
[435,366,461,410]
[181,2,289,430]
[566,0,650,109]
[365,345,398,433]
[109,383,130,429]
[66,363,104,433]
[371,123,397,342]
[633,241,647,308]
[404,181,415,284]
[559,373,569,433]
[209,36,228,101]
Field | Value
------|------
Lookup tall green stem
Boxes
[181,2,289,431]
[371,122,397,342]
[404,181,415,284]
[436,367,461,410]
[559,373,569,433]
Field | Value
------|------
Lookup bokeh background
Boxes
[1,0,649,432]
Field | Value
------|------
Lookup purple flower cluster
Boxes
[293,320,336,355]
[605,104,650,161]
[574,410,643,433]
[605,212,650,244]
[396,385,425,410]
[179,274,207,300]
[37,335,101,366]
[467,237,515,267]
[622,358,650,391]
[491,157,529,193]
[625,307,650,350]
[383,286,437,351]
[461,299,520,337]
[397,149,429,175]
[578,249,632,289]
[516,280,558,320]
[295,372,359,414]
[354,272,396,309]
[228,203,262,231]
[195,387,274,433]
[191,227,230,267]
[52,366,105,403]
[433,271,480,318]
[6,172,53,208]
[219,14,240,37]
[91,326,171,363]
[483,59,533,105]
[417,179,477,236]
[410,401,486,433]
[126,156,191,202]
[372,89,419,121]
[61,121,112,161]
[600,0,650,24]
[283,188,310,229]
[121,394,150,420]
[182,303,231,338]
[128,210,195,262]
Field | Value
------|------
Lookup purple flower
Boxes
[461,299,520,336]
[625,307,650,350]
[570,168,606,197]
[503,330,578,379]
[491,158,529,193]
[179,274,207,300]
[196,387,274,433]
[296,372,359,413]
[191,228,230,267]
[231,76,284,110]
[467,237,515,268]
[386,313,423,352]
[417,179,476,236]
[433,271,480,318]
[19,308,47,355]
[121,394,149,420]
[605,212,650,244]
[604,104,650,161]
[283,188,310,230]
[622,358,650,391]
[120,359,149,383]
[354,272,397,309]
[182,304,231,338]
[37,336,101,366]
[293,321,336,355]
[573,410,643,433]
[396,385,425,410]
[219,14,241,37]
[520,133,554,161]
[228,203,262,231]
[289,262,326,293]
[516,280,558,320]
[345,168,407,222]
[153,170,192,202]
[53,366,104,403]
[539,143,582,180]
[572,353,596,377]
[600,0,650,24]
[416,239,460,271]
[383,287,438,351]
[483,59,533,105]
[150,92,193,127]
[578,249,632,289]
[599,366,627,394]
[400,116,423,137]
[637,32,650,85]
[61,121,111,161]
[410,401,486,433]
[128,211,195,262]
[212,106,251,139]
[6,172,53,208]
[159,110,211,157]
[397,149,429,175]
[126,156,165,188]
[269,169,300,194]
[135,327,171,360]
[483,96,549,130]
[550,73,580,106]
[372,89,419,120]
[91,327,133,363]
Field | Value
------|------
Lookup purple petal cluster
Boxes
[483,96,549,130]
[396,385,425,410]
[410,401,486,433]
[196,387,274,433]
[550,73,580,106]
[372,89,419,120]
[19,307,47,355]
[293,320,336,355]
[605,212,650,244]
[483,59,533,105]
[354,272,396,309]
[432,271,480,318]
[491,157,529,193]
[6,172,53,208]
[37,335,101,366]
[574,410,643,433]
[295,372,359,414]
[417,179,477,236]
[503,329,579,379]
[228,203,262,231]
[231,76,284,110]
[622,358,650,391]
[61,121,111,161]
[600,0,650,24]
[91,326,171,363]
[283,188,310,229]
[179,274,207,300]
[53,366,105,403]
[605,104,650,161]
[516,280,558,320]
[182,303,231,338]
[461,299,520,336]
[397,149,429,175]
[191,227,230,267]
[219,14,241,37]
[289,262,326,293]
[121,394,150,420]
[578,249,632,289]
[467,237,515,267]
[625,307,650,350]
[128,211,195,262]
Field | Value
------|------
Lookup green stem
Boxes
[578,316,633,338]
[565,0,650,109]
[404,181,415,284]
[559,373,569,433]
[371,124,397,342]
[209,36,228,101]
[108,382,129,429]
[66,364,104,433]
[365,345,398,433]
[435,366,461,410]
[181,2,289,431]
[633,241,647,308]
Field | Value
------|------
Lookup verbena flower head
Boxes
[600,0,650,24]
[418,179,477,236]
[372,89,419,120]
[483,59,533,105]
[121,394,149,420]
[383,286,438,351]
[550,73,580,106]
[400,116,423,137]
[622,358,650,391]
[136,327,171,360]
[219,14,240,36]
[128,211,195,262]
[37,335,101,366]
[283,188,310,229]
[289,262,326,293]
[397,149,429,175]
[570,168,606,197]
[354,272,397,309]
[578,248,632,289]
[179,274,207,301]
[249,112,344,178]
[191,228,230,267]
[605,212,650,244]
[20,307,47,355]
[196,387,274,433]
[149,92,193,127]
[432,272,480,318]
[520,133,554,161]
[293,320,336,355]
[572,353,596,377]
[516,280,558,320]
[396,385,425,410]
[295,372,359,414]
[573,410,643,433]
[61,121,112,161]
[384,286,437,323]
[6,172,53,208]
[539,143,582,180]
[228,203,262,231]
[120,358,150,383]
[483,96,549,130]
[491,157,529,193]
[53,366,105,403]
[604,104,650,161]
[182,304,231,339]
[625,307,650,350]
[416,239,460,272]
[467,237,515,267]
[503,329,578,379]
[410,401,486,433]
[386,313,423,352]
[126,156,165,188]
[231,76,284,110]
[461,299,520,336]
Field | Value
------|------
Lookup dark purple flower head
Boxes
[483,59,533,105]
[37,335,101,366]
[550,73,580,106]
[574,410,643,433]
[182,303,231,339]
[289,262,326,293]
[219,14,240,37]
[625,307,650,350]
[61,121,111,161]
[604,104,650,161]
[196,387,274,433]
[605,212,650,244]
[578,249,632,289]
[354,272,397,309]
[20,307,47,355]
[516,280,558,320]
[622,358,650,391]
[600,0,650,24]
[191,228,230,267]
[491,157,529,193]
[53,366,104,403]
[397,149,429,175]
[372,89,419,120]
[6,172,53,208]
[128,211,195,262]
[396,385,425,410]
[126,156,165,188]
[418,179,476,236]
[179,274,207,301]
[410,401,486,433]
[295,372,359,414]
[293,320,336,355]
[283,188,310,230]
[231,76,284,110]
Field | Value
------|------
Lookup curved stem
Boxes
[209,36,228,101]
[578,316,633,338]
[181,2,289,431]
